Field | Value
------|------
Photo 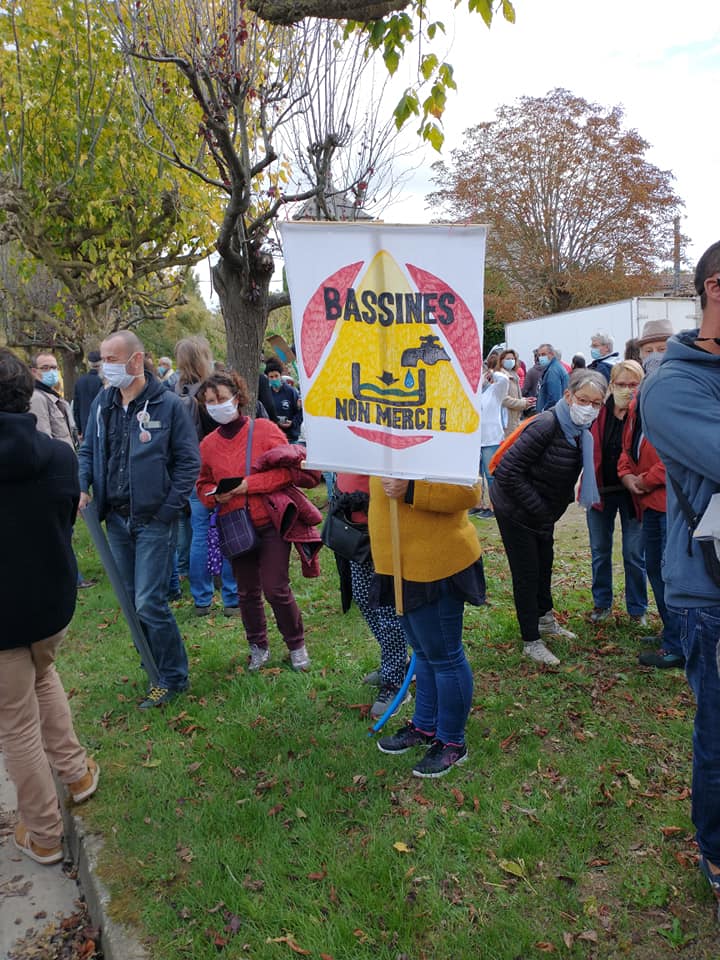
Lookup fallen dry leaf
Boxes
[266,935,312,955]
[393,841,411,853]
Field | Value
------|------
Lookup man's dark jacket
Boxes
[72,368,103,437]
[0,412,79,647]
[78,373,200,523]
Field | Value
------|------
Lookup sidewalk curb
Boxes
[61,800,149,960]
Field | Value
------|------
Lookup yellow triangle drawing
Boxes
[304,250,478,434]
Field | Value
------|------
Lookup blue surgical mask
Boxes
[157,365,168,377]
[269,379,282,391]
[502,358,515,370]
[538,355,550,367]
[41,369,60,388]
[590,347,603,361]
[102,361,136,390]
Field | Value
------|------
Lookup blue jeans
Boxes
[480,445,500,488]
[586,493,647,616]
[105,513,189,691]
[642,509,682,656]
[188,490,238,608]
[400,585,473,745]
[672,605,720,864]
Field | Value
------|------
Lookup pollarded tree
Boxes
[0,0,217,364]
[115,1,404,402]
[427,88,684,316]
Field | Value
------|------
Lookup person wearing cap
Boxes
[641,241,720,915]
[617,318,684,670]
[72,350,104,441]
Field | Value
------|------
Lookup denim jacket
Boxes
[78,374,200,523]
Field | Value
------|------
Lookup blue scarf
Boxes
[553,397,600,509]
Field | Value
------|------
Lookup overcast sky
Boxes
[383,0,719,267]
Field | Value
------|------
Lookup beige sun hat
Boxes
[636,318,674,347]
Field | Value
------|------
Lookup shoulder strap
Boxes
[666,470,699,557]
[244,419,255,508]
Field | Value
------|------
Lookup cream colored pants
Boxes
[0,630,87,848]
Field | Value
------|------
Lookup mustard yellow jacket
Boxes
[368,478,481,582]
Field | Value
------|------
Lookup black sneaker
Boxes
[638,649,685,669]
[139,686,182,709]
[412,739,468,778]
[377,722,434,755]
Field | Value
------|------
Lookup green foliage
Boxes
[347,1,510,150]
[0,0,217,351]
[61,509,720,958]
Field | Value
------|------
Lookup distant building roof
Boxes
[292,190,373,222]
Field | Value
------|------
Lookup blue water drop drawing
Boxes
[404,371,415,388]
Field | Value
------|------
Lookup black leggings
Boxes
[495,512,554,644]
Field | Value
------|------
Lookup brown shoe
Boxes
[68,757,100,803]
[14,823,63,865]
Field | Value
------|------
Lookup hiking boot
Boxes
[538,610,576,640]
[370,685,412,720]
[14,823,63,865]
[362,667,382,686]
[377,721,434,755]
[589,607,611,623]
[139,686,181,709]
[194,605,212,617]
[638,649,685,669]
[412,740,468,779]
[629,613,648,627]
[223,606,242,617]
[523,640,560,667]
[289,645,311,671]
[68,758,100,803]
[248,644,270,672]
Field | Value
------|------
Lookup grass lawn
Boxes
[61,503,718,959]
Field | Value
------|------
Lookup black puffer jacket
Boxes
[490,410,582,535]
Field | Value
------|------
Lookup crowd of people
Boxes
[1,241,719,919]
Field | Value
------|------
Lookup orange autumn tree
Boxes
[428,88,684,317]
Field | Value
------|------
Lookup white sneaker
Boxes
[289,645,311,671]
[538,611,577,640]
[248,644,270,672]
[523,641,560,666]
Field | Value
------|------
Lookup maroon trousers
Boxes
[231,525,304,651]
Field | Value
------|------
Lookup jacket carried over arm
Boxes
[78,374,200,523]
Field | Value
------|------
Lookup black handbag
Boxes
[321,508,371,564]
[217,420,259,559]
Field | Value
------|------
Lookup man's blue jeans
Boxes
[586,493,647,616]
[188,490,238,608]
[400,585,473,745]
[671,605,720,864]
[105,513,189,691]
[643,508,683,656]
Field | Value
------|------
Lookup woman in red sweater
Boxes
[196,371,310,672]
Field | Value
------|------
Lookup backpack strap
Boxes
[667,470,700,557]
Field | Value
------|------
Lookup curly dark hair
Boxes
[197,370,250,409]
[0,348,34,413]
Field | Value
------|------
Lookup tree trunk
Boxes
[212,257,271,416]
[248,0,409,23]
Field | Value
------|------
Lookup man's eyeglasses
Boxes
[36,364,58,371]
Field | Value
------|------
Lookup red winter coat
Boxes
[616,398,666,518]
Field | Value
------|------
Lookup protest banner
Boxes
[280,222,486,484]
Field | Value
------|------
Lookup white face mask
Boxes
[102,361,137,390]
[569,402,599,427]
[206,397,238,424]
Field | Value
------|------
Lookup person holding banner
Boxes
[491,369,607,666]
[371,477,485,778]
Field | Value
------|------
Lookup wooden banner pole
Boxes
[389,497,403,615]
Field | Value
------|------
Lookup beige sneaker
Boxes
[69,757,100,803]
[248,644,270,672]
[538,611,577,640]
[14,823,63,865]
[523,640,560,667]
[289,645,311,671]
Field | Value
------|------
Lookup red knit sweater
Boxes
[197,418,295,527]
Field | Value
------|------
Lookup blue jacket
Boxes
[641,330,720,607]
[78,374,200,524]
[536,357,568,412]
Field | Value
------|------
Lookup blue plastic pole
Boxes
[368,653,416,736]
